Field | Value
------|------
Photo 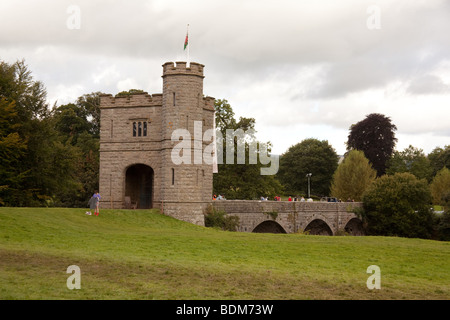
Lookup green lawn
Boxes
[0,207,449,300]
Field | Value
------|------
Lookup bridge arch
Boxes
[344,218,364,236]
[252,220,287,234]
[304,219,333,236]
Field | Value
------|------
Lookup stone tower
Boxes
[99,61,215,226]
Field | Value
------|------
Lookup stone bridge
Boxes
[212,201,364,235]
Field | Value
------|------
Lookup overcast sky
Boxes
[1,0,449,155]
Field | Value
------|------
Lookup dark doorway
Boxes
[125,164,154,209]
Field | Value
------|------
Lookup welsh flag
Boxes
[184,33,188,50]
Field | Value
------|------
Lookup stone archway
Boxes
[304,219,333,235]
[344,218,364,236]
[252,221,287,234]
[125,164,154,209]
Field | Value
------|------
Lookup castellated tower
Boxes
[99,62,215,226]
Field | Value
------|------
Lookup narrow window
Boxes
[186,115,189,129]
[171,168,175,185]
[133,122,137,137]
[143,122,147,136]
[110,120,113,138]
[138,122,142,136]
[173,92,176,106]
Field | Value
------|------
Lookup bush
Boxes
[361,172,434,239]
[204,205,240,231]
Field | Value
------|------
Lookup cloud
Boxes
[0,0,449,157]
[407,74,450,95]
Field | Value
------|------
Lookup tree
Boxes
[0,98,27,204]
[51,93,101,207]
[430,167,450,207]
[347,113,397,176]
[386,145,432,181]
[435,192,450,241]
[0,59,55,205]
[212,99,282,199]
[277,138,338,197]
[0,59,96,207]
[361,172,434,239]
[428,145,450,177]
[330,150,376,201]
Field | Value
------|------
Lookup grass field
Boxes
[0,207,449,300]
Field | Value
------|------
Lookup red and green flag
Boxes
[184,32,188,50]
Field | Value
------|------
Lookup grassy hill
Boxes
[0,207,449,300]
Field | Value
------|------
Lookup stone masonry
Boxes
[212,200,364,235]
[99,61,215,226]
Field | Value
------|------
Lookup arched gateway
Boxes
[125,164,154,209]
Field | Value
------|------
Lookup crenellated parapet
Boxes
[99,92,162,108]
[162,61,205,78]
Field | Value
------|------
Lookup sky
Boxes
[1,0,449,156]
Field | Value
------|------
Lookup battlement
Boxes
[162,61,205,78]
[99,92,162,108]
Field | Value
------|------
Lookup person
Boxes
[288,196,292,202]
[93,191,101,216]
[300,196,305,202]
[86,196,96,215]
[213,194,217,200]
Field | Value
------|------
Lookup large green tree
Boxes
[0,59,100,207]
[347,113,397,176]
[361,172,434,239]
[213,99,282,199]
[0,59,58,205]
[330,150,376,201]
[277,138,338,197]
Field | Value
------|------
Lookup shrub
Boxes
[204,205,240,231]
[361,172,434,239]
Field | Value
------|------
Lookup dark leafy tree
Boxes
[277,138,338,197]
[0,98,27,204]
[347,113,397,176]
